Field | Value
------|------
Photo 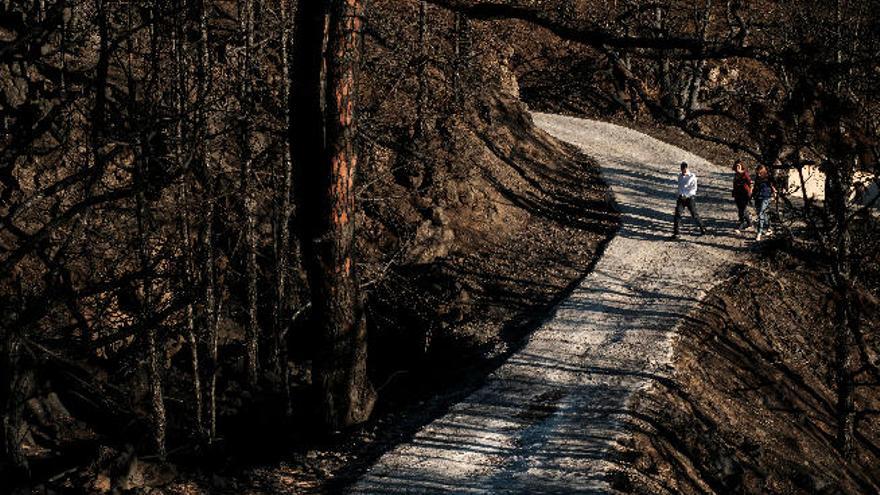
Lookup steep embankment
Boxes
[617,257,880,494]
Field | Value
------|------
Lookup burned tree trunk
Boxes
[293,0,375,430]
[318,0,376,429]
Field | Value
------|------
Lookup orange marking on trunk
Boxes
[336,89,344,114]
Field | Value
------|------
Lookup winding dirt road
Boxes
[348,114,745,494]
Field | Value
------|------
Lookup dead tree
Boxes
[272,0,297,413]
[238,0,260,389]
[132,2,167,459]
[195,0,220,442]
[825,146,858,457]
[174,0,203,435]
[684,1,712,115]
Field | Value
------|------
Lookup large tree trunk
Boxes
[293,0,375,430]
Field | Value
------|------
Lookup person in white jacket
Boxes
[672,162,708,239]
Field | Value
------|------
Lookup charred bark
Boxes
[293,0,376,430]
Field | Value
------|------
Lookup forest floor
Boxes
[341,114,746,493]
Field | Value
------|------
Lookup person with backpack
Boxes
[732,159,753,233]
[753,164,776,241]
[672,161,708,239]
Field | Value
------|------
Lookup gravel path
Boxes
[348,114,745,494]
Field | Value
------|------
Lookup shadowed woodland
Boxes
[1,0,879,493]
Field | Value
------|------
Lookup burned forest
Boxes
[1,1,879,494]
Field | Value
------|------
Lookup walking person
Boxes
[732,159,753,234]
[672,161,708,239]
[753,163,776,241]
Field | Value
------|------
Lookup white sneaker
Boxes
[756,232,763,241]
[735,229,742,235]
[765,228,773,236]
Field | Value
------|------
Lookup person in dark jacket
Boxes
[753,164,776,240]
[732,159,753,233]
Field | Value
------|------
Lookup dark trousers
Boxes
[735,195,751,229]
[673,195,705,235]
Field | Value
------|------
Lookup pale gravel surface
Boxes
[347,114,746,494]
